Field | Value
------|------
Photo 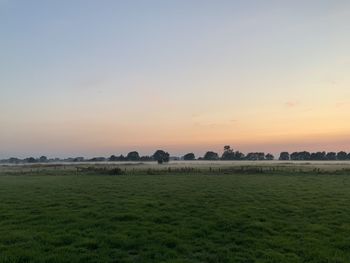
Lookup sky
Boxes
[1,0,350,158]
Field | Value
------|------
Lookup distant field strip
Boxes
[1,161,350,175]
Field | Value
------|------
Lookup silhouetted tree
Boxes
[290,151,311,160]
[89,157,106,162]
[246,152,265,160]
[39,156,48,163]
[203,151,219,160]
[109,155,118,161]
[245,153,256,160]
[140,156,152,161]
[73,157,84,162]
[310,151,326,160]
[290,152,298,160]
[279,152,290,160]
[224,145,231,151]
[337,151,348,160]
[25,157,37,163]
[153,150,170,164]
[234,151,245,160]
[300,151,311,160]
[326,152,337,160]
[8,157,20,164]
[265,153,274,160]
[258,153,265,160]
[126,151,140,161]
[302,151,310,160]
[183,153,195,160]
[118,155,126,161]
[221,145,235,160]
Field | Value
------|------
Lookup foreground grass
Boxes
[0,173,350,263]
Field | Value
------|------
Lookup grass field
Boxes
[1,171,350,262]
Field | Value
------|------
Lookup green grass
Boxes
[0,173,350,262]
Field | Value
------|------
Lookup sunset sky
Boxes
[1,0,350,158]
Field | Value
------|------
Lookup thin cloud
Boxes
[285,101,299,108]
[336,101,349,108]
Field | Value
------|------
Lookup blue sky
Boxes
[1,0,350,158]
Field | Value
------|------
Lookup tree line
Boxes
[1,146,350,164]
[279,151,350,161]
[0,150,171,164]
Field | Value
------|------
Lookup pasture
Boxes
[0,164,350,262]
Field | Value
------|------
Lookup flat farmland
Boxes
[1,168,350,262]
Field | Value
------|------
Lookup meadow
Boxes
[1,164,350,262]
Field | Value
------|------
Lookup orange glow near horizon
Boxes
[2,107,350,157]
